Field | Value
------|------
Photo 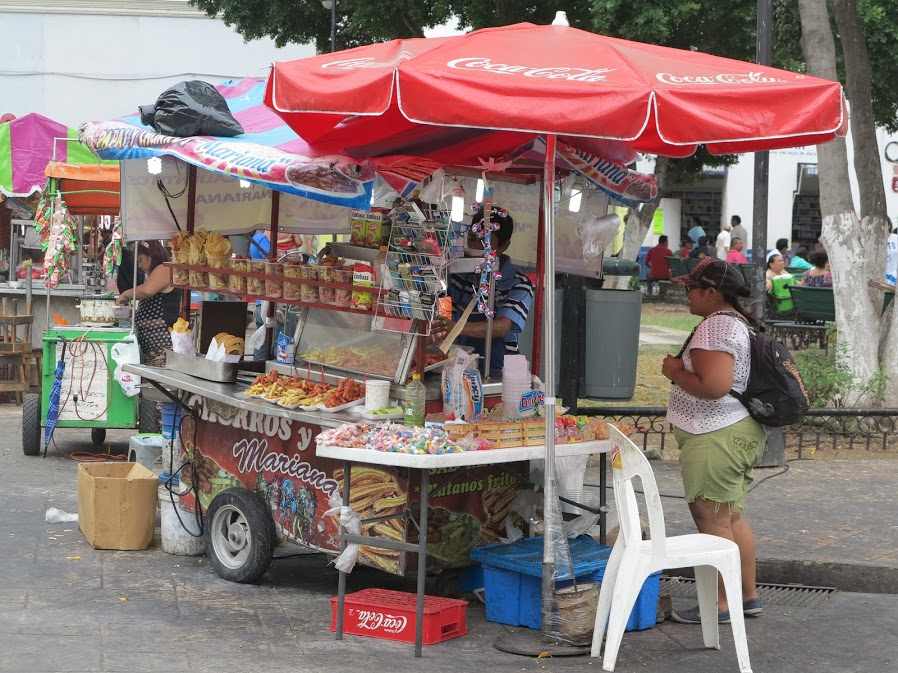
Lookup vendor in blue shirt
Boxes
[443,206,534,379]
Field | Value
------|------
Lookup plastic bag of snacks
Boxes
[247,260,266,295]
[351,263,374,312]
[188,232,208,287]
[333,266,353,306]
[169,317,194,355]
[171,232,190,286]
[283,263,302,300]
[441,348,484,421]
[206,233,232,290]
[229,258,247,294]
[318,263,336,304]
[265,262,283,298]
[300,265,319,303]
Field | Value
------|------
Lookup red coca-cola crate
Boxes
[330,588,468,645]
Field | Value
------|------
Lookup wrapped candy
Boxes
[43,194,77,289]
[469,180,504,318]
[103,216,123,276]
[318,422,466,455]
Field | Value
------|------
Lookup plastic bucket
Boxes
[160,437,183,476]
[159,487,205,556]
[554,582,599,645]
[128,433,165,471]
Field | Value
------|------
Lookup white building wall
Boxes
[638,125,898,252]
[1,4,315,127]
[721,129,898,249]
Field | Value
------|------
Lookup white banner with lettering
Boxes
[121,157,352,242]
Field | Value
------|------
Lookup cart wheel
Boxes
[22,394,41,457]
[91,428,107,448]
[138,397,160,434]
[206,488,273,584]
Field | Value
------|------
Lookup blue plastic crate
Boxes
[471,536,660,632]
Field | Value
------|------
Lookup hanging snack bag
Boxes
[351,262,374,312]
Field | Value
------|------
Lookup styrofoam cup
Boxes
[365,380,392,411]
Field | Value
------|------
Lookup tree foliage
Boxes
[449,1,593,30]
[189,0,453,51]
[592,0,755,59]
[774,0,898,132]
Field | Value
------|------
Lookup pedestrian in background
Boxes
[730,215,748,248]
[726,238,749,265]
[716,221,733,260]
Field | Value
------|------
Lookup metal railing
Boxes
[576,406,898,458]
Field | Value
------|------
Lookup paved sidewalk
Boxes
[650,458,898,592]
[3,406,898,672]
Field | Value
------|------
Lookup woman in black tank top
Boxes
[115,241,181,366]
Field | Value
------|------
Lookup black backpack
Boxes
[679,312,809,427]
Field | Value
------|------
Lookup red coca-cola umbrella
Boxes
[266,21,846,657]
[266,21,845,161]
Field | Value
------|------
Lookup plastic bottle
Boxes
[404,372,426,427]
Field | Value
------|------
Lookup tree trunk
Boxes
[830,0,888,222]
[798,0,883,402]
[881,301,898,402]
[607,157,671,290]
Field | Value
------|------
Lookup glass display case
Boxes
[294,308,417,383]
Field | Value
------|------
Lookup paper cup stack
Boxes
[502,355,532,419]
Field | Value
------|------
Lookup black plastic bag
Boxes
[139,80,244,138]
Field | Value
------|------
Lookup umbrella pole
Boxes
[540,134,560,639]
[130,240,138,335]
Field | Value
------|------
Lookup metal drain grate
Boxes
[661,576,836,609]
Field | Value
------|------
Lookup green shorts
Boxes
[673,416,767,511]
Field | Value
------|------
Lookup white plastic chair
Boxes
[590,425,752,673]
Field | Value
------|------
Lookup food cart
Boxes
[80,77,618,651]
[261,17,848,657]
[84,17,846,655]
[0,116,138,453]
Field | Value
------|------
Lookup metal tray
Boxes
[164,350,238,383]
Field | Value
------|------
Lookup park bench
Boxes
[766,285,834,351]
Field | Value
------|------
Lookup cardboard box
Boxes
[77,462,158,550]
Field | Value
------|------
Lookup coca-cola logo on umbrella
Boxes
[656,71,787,86]
[446,57,614,83]
[322,51,414,70]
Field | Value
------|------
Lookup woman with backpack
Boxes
[661,257,765,624]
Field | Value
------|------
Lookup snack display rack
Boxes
[374,210,452,335]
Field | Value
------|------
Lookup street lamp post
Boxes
[321,0,336,52]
